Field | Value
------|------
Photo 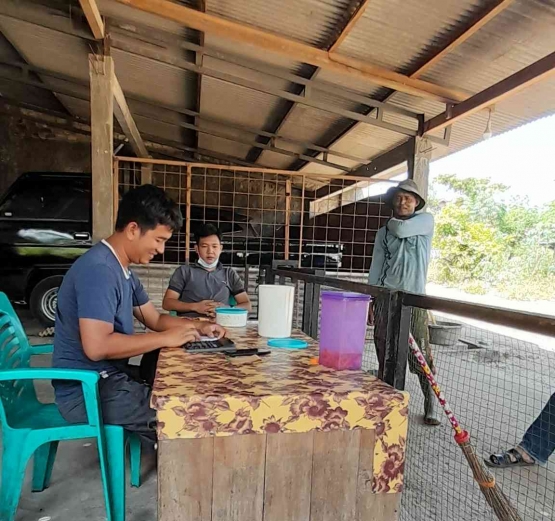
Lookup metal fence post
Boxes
[383,291,411,390]
[302,282,314,336]
[263,265,275,285]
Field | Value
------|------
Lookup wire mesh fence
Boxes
[115,157,393,275]
[361,307,555,521]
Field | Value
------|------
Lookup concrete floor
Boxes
[3,309,554,521]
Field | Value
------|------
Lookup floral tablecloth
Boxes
[152,324,409,493]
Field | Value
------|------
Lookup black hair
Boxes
[115,184,183,232]
[195,223,223,245]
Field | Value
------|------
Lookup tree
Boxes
[429,176,555,300]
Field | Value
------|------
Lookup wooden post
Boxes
[185,165,192,264]
[284,180,291,260]
[90,53,114,243]
[113,157,119,224]
[141,163,153,184]
[297,178,305,268]
[409,136,432,206]
[383,291,411,391]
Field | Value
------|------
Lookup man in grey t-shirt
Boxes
[162,223,252,318]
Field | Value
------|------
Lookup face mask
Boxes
[198,257,219,270]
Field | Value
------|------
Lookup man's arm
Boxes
[228,269,252,312]
[233,291,252,312]
[368,228,385,286]
[134,301,226,338]
[386,212,434,239]
[79,318,200,361]
[162,289,212,315]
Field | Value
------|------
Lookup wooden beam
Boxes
[112,73,149,157]
[329,0,372,52]
[115,0,467,102]
[89,53,114,242]
[313,140,411,199]
[194,0,205,158]
[0,56,370,163]
[247,0,373,164]
[414,0,516,79]
[78,0,148,157]
[424,50,555,134]
[294,0,514,172]
[78,0,105,39]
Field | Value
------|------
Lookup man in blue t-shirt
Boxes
[53,185,225,446]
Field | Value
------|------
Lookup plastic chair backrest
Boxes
[0,310,38,425]
[0,292,24,331]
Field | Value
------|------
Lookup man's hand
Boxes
[197,322,226,339]
[194,300,218,316]
[162,325,201,347]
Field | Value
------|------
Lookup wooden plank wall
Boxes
[159,430,400,521]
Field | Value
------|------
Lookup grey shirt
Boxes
[168,263,246,317]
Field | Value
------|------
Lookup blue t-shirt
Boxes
[52,241,149,403]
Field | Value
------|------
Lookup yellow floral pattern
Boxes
[152,325,409,493]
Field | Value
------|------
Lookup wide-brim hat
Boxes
[385,179,426,211]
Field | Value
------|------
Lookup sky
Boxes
[339,113,555,207]
[429,113,555,207]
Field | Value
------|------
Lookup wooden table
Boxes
[152,325,409,521]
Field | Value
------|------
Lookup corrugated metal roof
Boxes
[0,32,64,112]
[112,48,196,109]
[333,0,489,73]
[0,16,90,81]
[2,0,555,179]
[99,0,199,39]
[200,75,284,132]
[206,0,355,48]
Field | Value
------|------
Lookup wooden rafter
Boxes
[329,0,372,53]
[295,0,517,173]
[247,0,374,164]
[412,0,516,79]
[112,73,149,157]
[115,0,467,103]
[424,50,555,134]
[78,0,105,39]
[79,0,149,157]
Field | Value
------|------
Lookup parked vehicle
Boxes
[0,172,342,326]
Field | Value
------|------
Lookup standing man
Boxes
[53,185,225,446]
[369,179,440,425]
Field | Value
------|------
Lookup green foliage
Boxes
[429,176,555,300]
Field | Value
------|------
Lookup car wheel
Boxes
[30,276,63,327]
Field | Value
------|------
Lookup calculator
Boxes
[183,337,237,354]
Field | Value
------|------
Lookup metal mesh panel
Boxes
[394,310,555,521]
[115,158,392,276]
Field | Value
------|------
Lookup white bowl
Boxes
[215,308,248,328]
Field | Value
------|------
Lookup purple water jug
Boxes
[319,291,371,370]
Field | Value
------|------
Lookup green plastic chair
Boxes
[0,292,55,357]
[0,306,142,521]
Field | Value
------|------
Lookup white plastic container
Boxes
[215,308,248,328]
[258,285,295,338]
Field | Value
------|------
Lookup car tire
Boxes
[30,276,64,327]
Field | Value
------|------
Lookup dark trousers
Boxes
[57,371,157,447]
[139,349,161,387]
[520,392,555,464]
[373,294,435,379]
